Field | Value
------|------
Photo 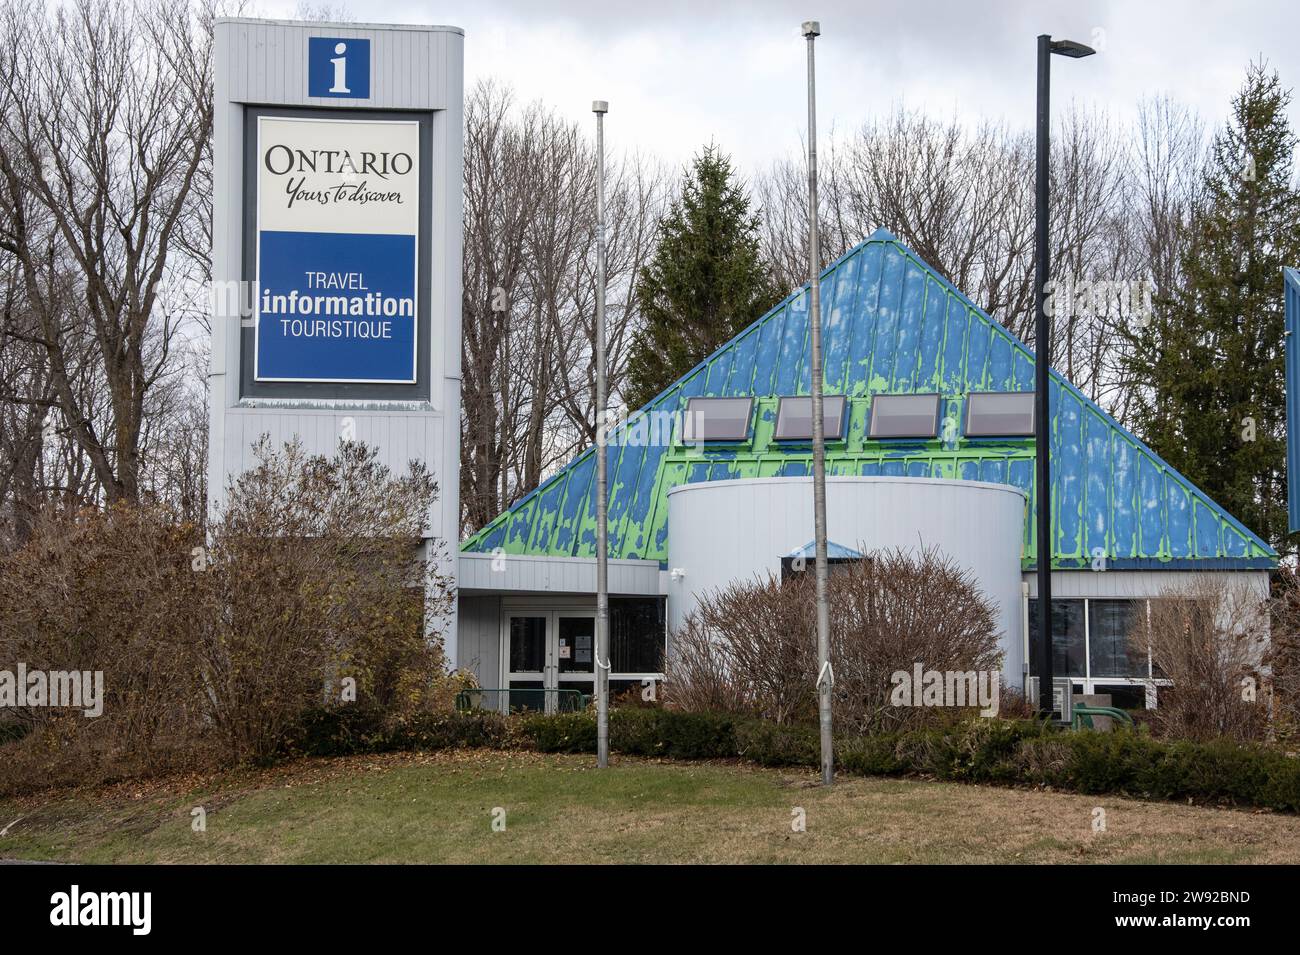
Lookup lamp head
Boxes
[1050,39,1096,58]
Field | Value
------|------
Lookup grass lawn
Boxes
[2,749,1299,864]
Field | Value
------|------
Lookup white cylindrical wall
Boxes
[666,476,1027,686]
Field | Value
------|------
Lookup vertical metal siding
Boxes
[666,476,1027,687]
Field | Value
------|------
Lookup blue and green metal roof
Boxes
[463,229,1277,571]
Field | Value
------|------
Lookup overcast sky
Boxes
[258,0,1298,178]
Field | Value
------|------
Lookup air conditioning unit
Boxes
[1025,677,1074,724]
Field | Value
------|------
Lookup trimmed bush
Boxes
[289,704,391,757]
[734,720,818,767]
[614,709,739,759]
[287,706,509,757]
[247,705,1300,815]
[384,710,510,752]
[515,712,597,753]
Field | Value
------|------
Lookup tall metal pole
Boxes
[803,20,833,786]
[1033,35,1054,715]
[593,99,611,768]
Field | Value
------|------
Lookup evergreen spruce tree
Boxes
[1126,63,1300,554]
[624,146,780,409]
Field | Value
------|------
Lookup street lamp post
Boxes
[1034,35,1094,716]
[593,99,610,768]
[802,19,833,786]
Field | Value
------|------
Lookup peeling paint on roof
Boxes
[463,230,1278,571]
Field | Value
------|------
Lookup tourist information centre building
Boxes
[458,229,1275,712]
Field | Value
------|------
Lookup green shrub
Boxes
[734,720,818,767]
[613,709,739,759]
[289,704,391,757]
[515,712,597,753]
[288,706,509,757]
[285,704,1300,815]
[837,732,906,776]
[385,710,509,752]
[947,719,1048,783]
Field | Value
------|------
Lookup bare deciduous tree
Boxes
[1134,578,1269,742]
[757,106,1183,425]
[666,546,1002,733]
[0,0,213,506]
[460,81,665,535]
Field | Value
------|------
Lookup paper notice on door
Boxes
[558,645,571,659]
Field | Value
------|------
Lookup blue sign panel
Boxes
[254,116,419,383]
[308,37,370,99]
[257,231,416,381]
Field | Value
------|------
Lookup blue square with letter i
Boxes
[308,36,370,98]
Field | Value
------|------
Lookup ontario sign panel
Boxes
[254,115,419,383]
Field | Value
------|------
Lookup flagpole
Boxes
[593,98,610,769]
[802,20,834,786]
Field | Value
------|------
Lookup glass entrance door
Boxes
[553,615,595,711]
[504,615,548,713]
[503,611,597,714]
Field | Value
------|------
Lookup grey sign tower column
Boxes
[207,18,465,661]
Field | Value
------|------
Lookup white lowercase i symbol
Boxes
[330,42,350,94]
[791,807,806,833]
[192,807,206,833]
[491,807,507,832]
[1091,807,1106,834]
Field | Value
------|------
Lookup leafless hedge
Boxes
[1132,579,1269,742]
[1266,566,1300,740]
[665,546,1004,733]
[0,438,456,793]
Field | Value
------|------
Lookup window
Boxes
[681,397,753,442]
[610,597,665,674]
[1088,599,1146,678]
[867,393,939,438]
[1027,599,1087,678]
[965,391,1035,437]
[774,395,847,441]
[1092,684,1148,710]
[1026,596,1159,710]
[508,616,546,673]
